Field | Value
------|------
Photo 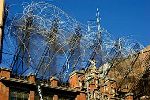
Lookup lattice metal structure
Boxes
[2,1,144,85]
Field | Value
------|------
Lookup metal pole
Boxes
[37,85,43,100]
[0,0,5,63]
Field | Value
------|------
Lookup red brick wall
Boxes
[125,93,133,100]
[28,74,35,100]
[28,74,35,84]
[0,82,9,100]
[28,91,35,100]
[0,69,10,100]
[76,92,86,100]
[0,69,11,79]
[50,77,58,87]
[69,73,80,88]
[53,95,58,100]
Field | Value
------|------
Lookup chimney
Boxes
[27,73,36,100]
[125,93,134,100]
[27,73,35,84]
[69,70,84,89]
[50,76,58,87]
[0,67,11,79]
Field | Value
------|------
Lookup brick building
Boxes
[68,46,150,100]
[0,68,86,100]
[1,46,149,100]
[0,0,150,100]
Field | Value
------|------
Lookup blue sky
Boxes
[6,0,150,46]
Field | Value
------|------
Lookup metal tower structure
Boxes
[86,8,103,68]
[1,1,144,83]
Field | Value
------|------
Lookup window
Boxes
[104,95,108,100]
[9,90,29,100]
[35,94,53,100]
[58,96,74,100]
[104,86,108,92]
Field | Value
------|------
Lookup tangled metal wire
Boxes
[2,2,144,81]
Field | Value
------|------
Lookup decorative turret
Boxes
[69,70,84,89]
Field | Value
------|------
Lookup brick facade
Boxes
[0,68,10,100]
[0,68,86,100]
[0,0,150,99]
[0,49,150,100]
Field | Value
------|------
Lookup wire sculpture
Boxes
[2,1,144,83]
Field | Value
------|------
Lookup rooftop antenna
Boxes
[96,8,101,33]
[96,8,102,50]
[87,8,102,33]
[86,8,103,68]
